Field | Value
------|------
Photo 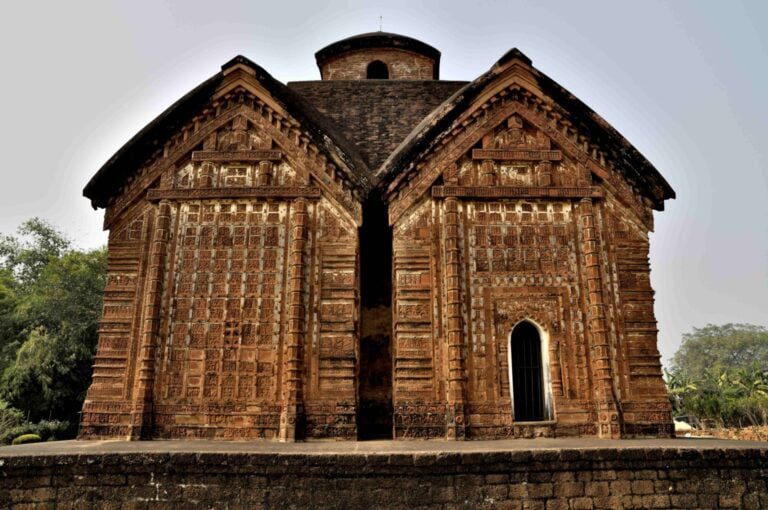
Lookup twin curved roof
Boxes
[83,33,675,210]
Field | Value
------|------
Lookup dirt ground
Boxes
[691,425,768,442]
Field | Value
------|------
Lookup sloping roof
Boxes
[315,32,441,78]
[288,80,467,169]
[83,56,372,209]
[380,49,676,209]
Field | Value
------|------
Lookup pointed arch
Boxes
[507,318,554,422]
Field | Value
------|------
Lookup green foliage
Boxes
[0,218,106,433]
[11,433,41,445]
[0,269,23,370]
[0,218,71,290]
[667,326,768,428]
[0,399,23,431]
[1,328,95,424]
[670,323,768,378]
[0,419,70,445]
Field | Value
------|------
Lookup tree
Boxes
[667,324,768,429]
[0,269,22,369]
[0,218,71,290]
[669,323,768,378]
[0,219,106,429]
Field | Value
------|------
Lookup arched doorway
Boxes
[508,320,549,421]
[366,60,389,79]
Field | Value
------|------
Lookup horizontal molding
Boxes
[191,150,282,162]
[147,186,322,201]
[431,185,603,199]
[471,149,562,161]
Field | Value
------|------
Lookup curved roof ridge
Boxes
[377,48,675,209]
[83,55,372,208]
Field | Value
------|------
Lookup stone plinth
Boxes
[1,438,766,508]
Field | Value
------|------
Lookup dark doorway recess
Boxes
[510,321,545,422]
[357,191,394,439]
[366,60,389,79]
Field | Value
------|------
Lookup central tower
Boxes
[315,32,441,80]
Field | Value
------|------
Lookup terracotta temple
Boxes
[80,32,675,441]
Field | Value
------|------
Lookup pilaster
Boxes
[578,197,621,438]
[280,198,309,441]
[443,196,468,439]
[128,199,172,440]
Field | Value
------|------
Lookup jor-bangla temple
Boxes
[79,32,675,441]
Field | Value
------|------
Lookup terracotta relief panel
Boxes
[153,200,288,439]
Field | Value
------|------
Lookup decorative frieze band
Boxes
[471,149,562,161]
[431,186,603,199]
[191,150,282,162]
[146,186,322,201]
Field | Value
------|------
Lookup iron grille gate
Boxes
[511,321,545,421]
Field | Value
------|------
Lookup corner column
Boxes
[129,199,172,440]
[280,198,309,441]
[578,197,621,438]
[443,196,468,439]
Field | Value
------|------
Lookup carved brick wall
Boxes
[304,199,358,439]
[392,198,444,438]
[152,200,287,438]
[602,197,673,436]
[389,107,671,439]
[81,89,362,440]
[80,205,153,439]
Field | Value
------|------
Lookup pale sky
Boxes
[0,0,765,365]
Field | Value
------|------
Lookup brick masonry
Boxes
[1,445,767,509]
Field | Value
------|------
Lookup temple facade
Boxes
[80,32,675,441]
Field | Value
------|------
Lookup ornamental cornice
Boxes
[386,85,650,229]
[104,88,362,229]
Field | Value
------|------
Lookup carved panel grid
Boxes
[159,200,287,407]
[466,201,573,276]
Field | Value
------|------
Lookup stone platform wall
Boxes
[2,447,767,509]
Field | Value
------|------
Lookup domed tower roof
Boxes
[315,32,441,80]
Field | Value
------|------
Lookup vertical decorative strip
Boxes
[280,197,308,441]
[578,197,621,438]
[443,196,468,439]
[259,161,274,186]
[129,199,172,440]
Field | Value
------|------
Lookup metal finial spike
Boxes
[379,16,383,32]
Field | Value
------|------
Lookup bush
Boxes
[11,433,41,445]
[0,419,69,445]
[34,419,71,440]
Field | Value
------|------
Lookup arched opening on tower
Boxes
[357,190,393,439]
[366,60,389,79]
[509,321,547,422]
